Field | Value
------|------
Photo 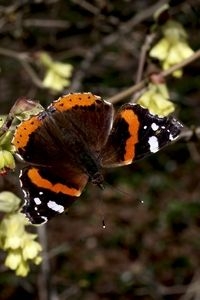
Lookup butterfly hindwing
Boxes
[20,166,88,224]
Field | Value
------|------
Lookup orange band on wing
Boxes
[28,167,80,196]
[120,109,139,163]
[13,116,42,150]
[52,93,101,111]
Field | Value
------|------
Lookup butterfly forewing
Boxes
[100,104,183,167]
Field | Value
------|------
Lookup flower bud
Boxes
[0,191,21,213]
[0,150,15,174]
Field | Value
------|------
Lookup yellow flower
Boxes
[39,52,73,92]
[43,69,71,91]
[163,20,187,43]
[0,212,42,276]
[149,38,169,60]
[22,234,42,260]
[16,259,30,277]
[0,191,21,213]
[5,249,30,277]
[33,255,42,265]
[0,123,16,174]
[2,214,27,249]
[149,20,194,78]
[0,150,15,174]
[51,61,73,78]
[137,83,175,116]
[5,249,22,270]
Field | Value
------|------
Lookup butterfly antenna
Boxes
[103,180,144,205]
[98,184,106,228]
[102,218,106,229]
[94,187,107,229]
[99,201,106,229]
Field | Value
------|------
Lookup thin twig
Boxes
[70,0,168,91]
[107,79,148,103]
[20,59,44,88]
[179,126,200,141]
[72,0,99,15]
[107,49,200,103]
[180,271,200,300]
[0,47,24,59]
[187,142,200,163]
[23,19,70,29]
[135,33,156,84]
[161,49,200,77]
[0,47,44,89]
[175,126,200,164]
[132,33,156,102]
[37,225,51,300]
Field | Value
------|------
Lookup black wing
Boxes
[101,104,183,167]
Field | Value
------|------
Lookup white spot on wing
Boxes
[143,125,147,130]
[148,136,159,153]
[151,123,159,131]
[47,200,64,213]
[34,197,42,205]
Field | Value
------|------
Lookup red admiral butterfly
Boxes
[12,93,182,224]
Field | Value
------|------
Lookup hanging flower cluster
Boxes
[0,117,15,175]
[137,83,175,116]
[0,192,42,277]
[149,20,194,77]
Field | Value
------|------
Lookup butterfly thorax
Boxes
[76,149,104,188]
[90,171,104,189]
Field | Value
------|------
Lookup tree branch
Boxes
[107,49,200,104]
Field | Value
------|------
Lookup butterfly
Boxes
[12,93,182,224]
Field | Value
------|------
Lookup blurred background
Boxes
[0,0,200,299]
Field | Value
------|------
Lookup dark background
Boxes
[0,0,200,299]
